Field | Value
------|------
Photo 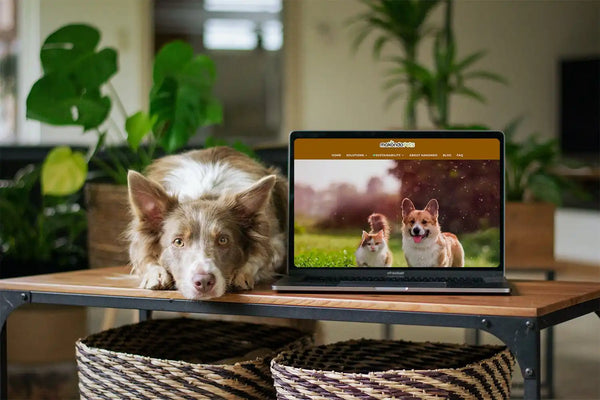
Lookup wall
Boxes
[284,0,600,264]
[556,208,600,263]
[286,0,600,140]
[288,0,600,357]
[17,0,152,145]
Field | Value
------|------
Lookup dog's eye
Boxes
[410,219,415,224]
[217,235,229,246]
[173,238,184,247]
[422,220,427,225]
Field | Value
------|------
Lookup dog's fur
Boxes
[127,147,288,299]
[401,198,465,268]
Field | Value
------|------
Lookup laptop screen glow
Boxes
[292,136,502,269]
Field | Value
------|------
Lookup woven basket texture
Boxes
[76,318,312,400]
[270,339,515,400]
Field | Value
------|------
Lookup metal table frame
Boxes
[465,269,558,397]
[1,288,599,400]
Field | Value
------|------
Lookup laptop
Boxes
[272,130,511,294]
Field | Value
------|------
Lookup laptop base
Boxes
[272,276,512,294]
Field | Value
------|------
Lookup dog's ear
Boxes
[128,170,175,228]
[425,199,439,219]
[401,198,415,218]
[234,175,277,217]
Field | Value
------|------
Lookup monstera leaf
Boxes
[150,41,223,154]
[125,111,156,151]
[26,24,117,130]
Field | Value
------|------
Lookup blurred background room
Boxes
[0,0,598,399]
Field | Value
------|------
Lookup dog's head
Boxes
[401,198,441,244]
[128,171,276,299]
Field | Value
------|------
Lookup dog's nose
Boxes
[192,273,215,292]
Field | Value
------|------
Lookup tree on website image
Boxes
[294,159,500,268]
[389,159,501,268]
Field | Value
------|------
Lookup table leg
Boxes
[139,309,153,322]
[464,328,481,345]
[382,324,393,340]
[544,270,555,399]
[0,322,6,400]
[1,291,30,400]
[520,333,541,400]
[487,317,541,400]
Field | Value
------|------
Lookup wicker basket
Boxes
[270,339,515,400]
[76,318,313,400]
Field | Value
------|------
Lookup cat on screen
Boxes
[355,213,393,267]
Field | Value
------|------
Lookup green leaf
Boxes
[26,23,117,131]
[528,173,562,205]
[503,116,525,140]
[463,70,508,85]
[454,50,486,72]
[71,48,118,89]
[455,86,487,103]
[382,76,408,90]
[384,90,405,109]
[126,111,155,151]
[153,40,194,84]
[372,36,389,59]
[27,77,112,130]
[232,141,258,159]
[40,24,100,73]
[205,98,223,124]
[204,135,221,148]
[41,146,87,196]
[150,47,221,154]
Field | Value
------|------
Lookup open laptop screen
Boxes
[290,131,503,271]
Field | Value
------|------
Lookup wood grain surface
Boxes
[1,266,600,318]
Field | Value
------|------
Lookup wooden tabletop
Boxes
[1,266,600,318]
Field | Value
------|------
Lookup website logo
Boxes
[379,140,415,148]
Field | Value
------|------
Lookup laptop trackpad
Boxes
[338,281,447,288]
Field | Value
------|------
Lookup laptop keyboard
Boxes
[308,276,485,285]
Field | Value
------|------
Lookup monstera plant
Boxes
[25,23,223,269]
[26,23,222,195]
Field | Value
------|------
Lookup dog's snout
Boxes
[412,226,421,235]
[192,273,215,291]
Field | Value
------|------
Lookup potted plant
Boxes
[26,23,223,267]
[503,118,587,266]
[0,164,87,277]
[0,164,87,398]
[348,0,506,129]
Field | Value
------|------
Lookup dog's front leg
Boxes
[230,258,262,291]
[139,264,174,290]
[230,269,255,290]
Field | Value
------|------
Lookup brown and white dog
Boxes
[401,198,464,268]
[127,147,288,299]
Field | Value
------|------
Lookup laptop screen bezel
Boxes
[287,130,505,279]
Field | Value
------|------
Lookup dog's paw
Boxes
[230,271,255,291]
[139,265,174,290]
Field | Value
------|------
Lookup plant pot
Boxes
[85,183,130,268]
[505,201,555,266]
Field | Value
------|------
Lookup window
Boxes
[154,0,283,145]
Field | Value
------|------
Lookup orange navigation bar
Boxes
[294,138,500,160]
